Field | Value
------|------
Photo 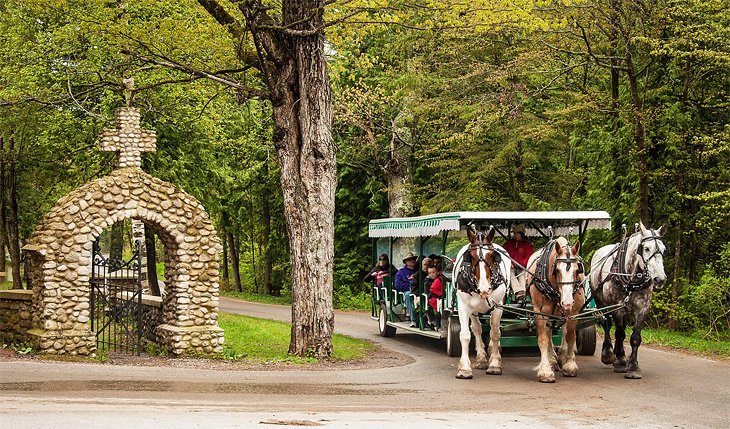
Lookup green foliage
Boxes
[1,341,34,355]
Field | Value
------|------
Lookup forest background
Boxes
[1,0,728,339]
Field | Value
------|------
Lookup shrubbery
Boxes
[650,244,730,338]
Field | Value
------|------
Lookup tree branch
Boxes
[121,49,269,99]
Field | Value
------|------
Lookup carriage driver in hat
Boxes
[503,224,534,303]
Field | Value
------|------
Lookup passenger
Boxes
[425,265,444,329]
[407,257,433,327]
[428,254,443,272]
[395,252,418,321]
[364,253,391,286]
[503,224,534,303]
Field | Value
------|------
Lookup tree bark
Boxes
[197,0,336,357]
[261,160,272,295]
[266,0,336,357]
[609,0,620,129]
[385,110,414,217]
[109,221,124,261]
[221,227,229,285]
[0,137,6,282]
[625,50,649,225]
[222,211,242,293]
[144,224,161,296]
[6,136,22,289]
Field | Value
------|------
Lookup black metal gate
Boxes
[90,239,143,355]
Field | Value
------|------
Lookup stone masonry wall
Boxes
[0,290,33,344]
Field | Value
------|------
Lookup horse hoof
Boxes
[613,364,627,373]
[474,361,489,370]
[538,374,556,383]
[456,370,473,379]
[486,366,502,375]
[601,352,617,365]
[625,371,642,379]
[561,362,579,377]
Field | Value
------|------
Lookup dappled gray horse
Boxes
[589,222,667,379]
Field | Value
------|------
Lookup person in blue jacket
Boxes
[395,252,418,325]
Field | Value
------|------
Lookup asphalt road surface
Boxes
[1,297,728,428]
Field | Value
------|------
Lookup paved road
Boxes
[1,297,728,428]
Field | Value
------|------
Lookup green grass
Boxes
[640,328,730,358]
[220,289,292,306]
[218,312,373,363]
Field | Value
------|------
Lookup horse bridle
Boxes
[607,231,666,293]
[456,231,505,294]
[637,231,666,266]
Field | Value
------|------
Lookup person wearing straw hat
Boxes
[503,224,534,303]
[395,252,419,323]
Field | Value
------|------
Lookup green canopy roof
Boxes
[368,211,611,238]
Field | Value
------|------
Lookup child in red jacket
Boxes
[425,266,443,329]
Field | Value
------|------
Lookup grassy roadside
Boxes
[219,289,292,306]
[639,328,730,359]
[217,312,372,363]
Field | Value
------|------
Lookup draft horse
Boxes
[526,236,585,383]
[453,226,511,379]
[589,221,667,379]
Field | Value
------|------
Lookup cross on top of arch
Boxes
[99,107,156,169]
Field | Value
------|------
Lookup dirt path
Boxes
[1,297,728,428]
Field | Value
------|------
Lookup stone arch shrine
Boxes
[23,106,224,356]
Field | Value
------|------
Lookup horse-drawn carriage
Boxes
[368,211,669,381]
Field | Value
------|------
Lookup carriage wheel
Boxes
[446,316,462,357]
[378,303,396,337]
[576,324,597,356]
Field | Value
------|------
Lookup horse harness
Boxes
[529,240,584,304]
[455,240,506,296]
[600,231,664,295]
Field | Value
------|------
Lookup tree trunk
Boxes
[266,0,336,357]
[221,228,229,285]
[625,50,649,225]
[224,213,242,293]
[6,136,22,289]
[0,137,6,283]
[144,224,161,296]
[385,110,414,218]
[197,0,336,357]
[609,0,620,129]
[261,160,272,295]
[248,195,258,293]
[109,221,124,261]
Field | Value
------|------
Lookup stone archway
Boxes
[23,106,223,356]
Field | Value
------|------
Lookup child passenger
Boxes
[425,265,443,329]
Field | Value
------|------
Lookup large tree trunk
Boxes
[267,0,336,357]
[196,0,336,357]
[625,50,649,225]
[6,136,22,289]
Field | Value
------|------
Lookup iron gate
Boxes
[90,239,143,355]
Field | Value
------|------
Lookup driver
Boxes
[503,224,534,303]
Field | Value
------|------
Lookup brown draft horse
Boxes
[526,236,585,383]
